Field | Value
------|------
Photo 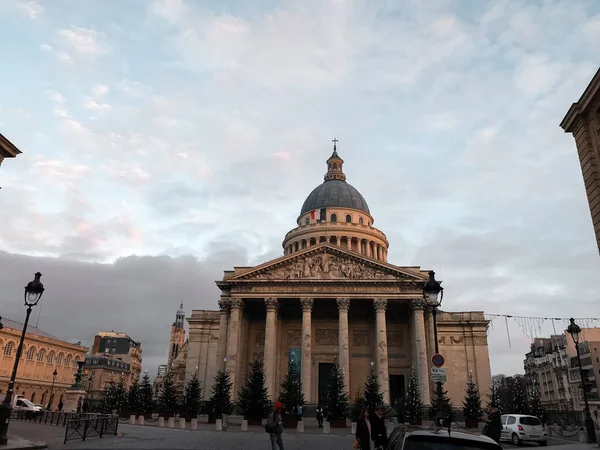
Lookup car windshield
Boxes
[519,417,541,426]
[404,436,499,450]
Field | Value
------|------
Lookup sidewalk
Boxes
[3,435,46,450]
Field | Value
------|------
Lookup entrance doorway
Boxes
[318,363,335,405]
[389,374,406,406]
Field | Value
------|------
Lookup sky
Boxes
[1,0,600,380]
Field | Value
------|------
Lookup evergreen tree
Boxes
[487,382,502,413]
[103,378,127,414]
[363,365,384,413]
[430,385,454,426]
[528,387,545,419]
[404,369,423,424]
[237,354,270,421]
[208,365,234,419]
[278,359,305,420]
[183,374,202,420]
[350,390,365,422]
[158,372,178,418]
[324,361,349,421]
[139,372,154,416]
[128,379,140,415]
[512,377,528,414]
[463,375,483,422]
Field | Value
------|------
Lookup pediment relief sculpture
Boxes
[235,250,413,281]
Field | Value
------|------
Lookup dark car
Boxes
[387,427,502,450]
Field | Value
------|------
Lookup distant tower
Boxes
[168,302,186,366]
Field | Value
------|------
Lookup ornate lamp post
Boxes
[567,318,596,443]
[423,270,444,425]
[0,273,45,446]
[47,369,58,410]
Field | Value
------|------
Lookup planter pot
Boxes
[465,418,480,428]
[283,417,298,428]
[329,418,347,428]
[247,418,263,426]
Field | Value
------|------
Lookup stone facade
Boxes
[561,68,600,255]
[186,148,492,407]
[0,317,88,409]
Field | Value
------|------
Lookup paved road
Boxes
[8,421,583,450]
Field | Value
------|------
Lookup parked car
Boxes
[387,427,502,450]
[500,414,548,446]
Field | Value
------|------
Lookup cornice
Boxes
[561,68,600,132]
[0,329,88,353]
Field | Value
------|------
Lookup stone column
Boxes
[264,297,279,399]
[412,300,431,406]
[225,298,243,396]
[374,299,390,404]
[337,298,351,392]
[300,298,313,402]
[216,299,229,366]
[365,240,371,257]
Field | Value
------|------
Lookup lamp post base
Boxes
[0,400,14,445]
[585,416,596,443]
[62,390,87,413]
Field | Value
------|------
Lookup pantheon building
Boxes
[187,147,492,407]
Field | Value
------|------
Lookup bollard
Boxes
[167,417,175,428]
[129,414,136,425]
[158,417,165,427]
[351,422,357,435]
[215,418,223,431]
[179,418,186,429]
[579,428,587,443]
[138,416,144,426]
[191,418,198,430]
[323,421,331,434]
[297,421,304,433]
[241,419,248,432]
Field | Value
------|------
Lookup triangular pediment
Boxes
[225,244,427,282]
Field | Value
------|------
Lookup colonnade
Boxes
[284,237,387,261]
[218,297,433,406]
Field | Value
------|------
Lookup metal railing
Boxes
[10,410,112,427]
[64,415,119,444]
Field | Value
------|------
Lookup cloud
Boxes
[91,84,109,97]
[84,98,112,111]
[56,27,108,60]
[14,0,43,19]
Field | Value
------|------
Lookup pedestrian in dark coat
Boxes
[371,406,388,449]
[355,408,372,450]
[483,407,502,443]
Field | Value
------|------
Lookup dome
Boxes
[300,179,370,215]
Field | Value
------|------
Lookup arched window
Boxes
[31,392,36,403]
[359,217,364,225]
[27,346,36,360]
[56,353,64,365]
[47,351,55,364]
[346,215,351,223]
[74,356,80,368]
[37,349,46,362]
[305,218,309,225]
[65,355,72,366]
[4,342,14,356]
[331,214,337,223]
[333,163,338,170]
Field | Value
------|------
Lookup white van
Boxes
[13,396,43,414]
[500,414,548,446]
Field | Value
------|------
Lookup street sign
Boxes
[431,353,445,367]
[431,367,447,383]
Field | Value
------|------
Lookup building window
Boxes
[26,347,35,360]
[37,349,45,361]
[331,214,337,223]
[47,351,55,364]
[4,342,14,356]
[56,353,63,365]
[359,217,364,225]
[305,218,309,225]
[105,348,110,353]
[65,355,71,366]
[346,215,351,223]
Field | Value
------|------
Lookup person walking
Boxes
[76,397,82,414]
[82,399,89,414]
[483,406,502,444]
[316,404,324,428]
[355,408,372,450]
[57,400,63,412]
[267,401,285,450]
[371,406,388,450]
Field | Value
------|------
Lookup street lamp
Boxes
[0,272,45,446]
[567,318,596,443]
[47,369,58,410]
[423,270,444,426]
